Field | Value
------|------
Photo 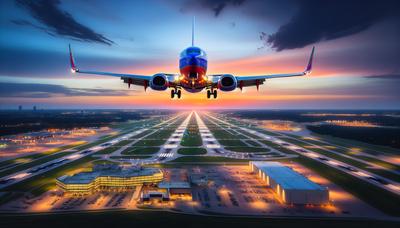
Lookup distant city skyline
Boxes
[1,0,399,109]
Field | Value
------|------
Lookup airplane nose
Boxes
[189,56,198,65]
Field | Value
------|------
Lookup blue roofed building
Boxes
[249,161,329,205]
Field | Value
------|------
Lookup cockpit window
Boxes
[180,47,207,58]
[187,47,200,55]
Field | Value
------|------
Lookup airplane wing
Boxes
[208,46,315,90]
[68,44,156,89]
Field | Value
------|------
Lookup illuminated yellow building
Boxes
[56,165,163,195]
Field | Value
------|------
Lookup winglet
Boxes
[69,44,78,73]
[304,46,315,75]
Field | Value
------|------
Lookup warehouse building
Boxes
[56,164,163,195]
[249,161,329,205]
[158,181,192,200]
[141,182,192,201]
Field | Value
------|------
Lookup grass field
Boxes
[93,146,120,155]
[109,155,152,159]
[170,156,249,163]
[217,140,247,147]
[0,151,72,178]
[121,147,160,155]
[73,133,128,151]
[293,156,400,216]
[180,115,202,146]
[310,133,400,155]
[259,140,297,155]
[252,128,282,136]
[3,156,96,202]
[146,129,176,139]
[91,160,124,166]
[132,140,166,147]
[281,137,400,182]
[177,147,207,155]
[208,129,238,139]
[0,142,86,170]
[237,129,264,139]
[356,155,400,171]
[129,130,152,139]
[225,146,270,153]
[245,140,262,147]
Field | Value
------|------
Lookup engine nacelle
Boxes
[218,74,237,91]
[150,74,169,91]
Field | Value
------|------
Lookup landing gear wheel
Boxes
[207,90,211,99]
[177,90,182,99]
[171,89,175,99]
[213,90,217,99]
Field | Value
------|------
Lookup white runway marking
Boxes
[164,144,178,149]
[206,144,221,148]
[159,153,174,158]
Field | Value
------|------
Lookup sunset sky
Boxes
[0,0,399,109]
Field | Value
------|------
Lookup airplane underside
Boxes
[171,84,217,99]
[182,87,204,93]
[67,16,315,101]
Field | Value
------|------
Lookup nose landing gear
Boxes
[171,89,182,99]
[207,89,217,99]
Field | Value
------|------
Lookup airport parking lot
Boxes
[3,187,139,212]
[188,164,385,217]
[0,164,387,218]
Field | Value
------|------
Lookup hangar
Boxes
[250,161,329,205]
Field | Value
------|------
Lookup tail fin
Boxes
[192,16,195,46]
[304,46,315,75]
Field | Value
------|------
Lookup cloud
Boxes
[265,0,400,51]
[178,0,399,51]
[364,74,400,80]
[0,82,129,98]
[180,0,246,17]
[14,0,114,45]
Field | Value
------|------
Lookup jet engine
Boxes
[218,74,237,91]
[150,74,169,91]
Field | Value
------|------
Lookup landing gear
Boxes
[171,89,182,99]
[207,89,217,99]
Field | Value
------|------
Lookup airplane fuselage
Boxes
[179,46,208,92]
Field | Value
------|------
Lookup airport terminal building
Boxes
[56,164,164,195]
[250,161,329,205]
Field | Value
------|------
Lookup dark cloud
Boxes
[0,82,129,98]
[14,0,114,45]
[364,74,400,80]
[179,0,400,51]
[181,0,246,17]
[265,0,400,51]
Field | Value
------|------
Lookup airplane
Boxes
[69,18,315,99]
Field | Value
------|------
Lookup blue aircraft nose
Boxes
[189,56,198,66]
